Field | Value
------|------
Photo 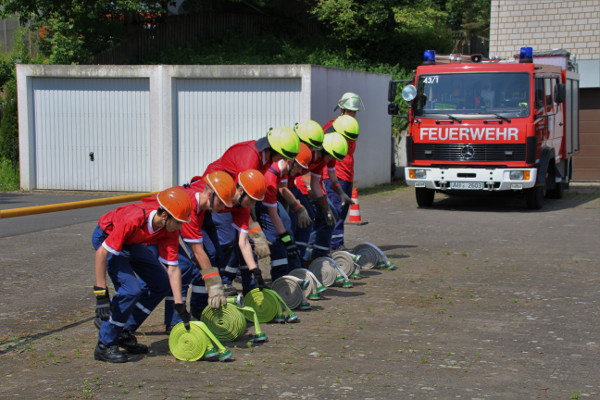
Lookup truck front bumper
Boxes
[405,167,538,191]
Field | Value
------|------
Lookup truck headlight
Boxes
[408,169,427,179]
[509,170,530,180]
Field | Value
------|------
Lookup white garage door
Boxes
[175,78,302,184]
[32,78,151,191]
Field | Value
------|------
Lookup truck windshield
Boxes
[414,72,530,118]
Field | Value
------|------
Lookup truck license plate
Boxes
[450,181,484,190]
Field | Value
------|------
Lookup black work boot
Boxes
[94,341,127,363]
[118,330,149,354]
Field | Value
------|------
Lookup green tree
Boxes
[311,0,452,66]
[445,0,490,33]
[0,79,18,162]
[0,0,169,64]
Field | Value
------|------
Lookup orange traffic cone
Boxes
[347,187,368,225]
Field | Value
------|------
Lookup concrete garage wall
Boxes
[308,66,392,188]
[489,0,600,180]
[17,64,392,191]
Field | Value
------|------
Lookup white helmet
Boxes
[335,92,363,111]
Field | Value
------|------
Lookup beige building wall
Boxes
[490,0,600,181]
[490,0,599,62]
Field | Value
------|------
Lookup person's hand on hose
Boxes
[317,196,336,226]
[94,286,111,321]
[279,231,300,259]
[202,267,227,309]
[333,183,354,206]
[173,303,191,330]
[249,222,271,259]
[290,200,312,229]
[250,268,266,290]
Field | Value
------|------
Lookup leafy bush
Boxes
[0,157,19,191]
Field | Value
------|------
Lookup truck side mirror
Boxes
[402,85,417,101]
[388,103,399,116]
[388,81,397,102]
[555,83,566,103]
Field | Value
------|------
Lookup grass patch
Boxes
[0,158,19,191]
[358,181,408,196]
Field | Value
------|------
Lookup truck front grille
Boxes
[414,143,526,162]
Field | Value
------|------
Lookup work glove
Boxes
[249,221,271,259]
[317,196,336,226]
[250,268,266,290]
[173,303,191,330]
[290,200,312,229]
[279,231,300,259]
[333,183,354,206]
[93,286,111,321]
[202,267,227,309]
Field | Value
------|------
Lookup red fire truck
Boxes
[388,48,580,209]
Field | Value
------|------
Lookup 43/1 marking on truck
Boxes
[450,181,484,190]
[423,76,439,84]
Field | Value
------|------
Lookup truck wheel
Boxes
[415,188,435,207]
[525,185,544,209]
[547,180,564,199]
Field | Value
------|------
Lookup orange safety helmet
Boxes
[238,169,267,201]
[295,142,312,169]
[203,171,236,207]
[157,186,193,223]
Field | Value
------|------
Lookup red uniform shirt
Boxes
[98,202,180,265]
[184,178,251,234]
[322,118,356,182]
[220,205,251,233]
[293,148,335,196]
[263,160,288,208]
[199,138,271,183]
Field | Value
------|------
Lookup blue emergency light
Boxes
[519,47,533,63]
[423,50,436,65]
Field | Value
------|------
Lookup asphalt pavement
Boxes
[1,184,600,399]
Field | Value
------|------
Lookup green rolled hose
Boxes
[168,321,232,361]
[200,297,267,342]
[201,305,246,342]
[243,288,298,323]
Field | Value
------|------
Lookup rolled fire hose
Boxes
[329,257,353,288]
[354,242,396,270]
[307,257,339,287]
[288,268,327,300]
[309,257,353,288]
[169,321,232,362]
[200,296,267,342]
[352,243,380,270]
[271,276,310,310]
[331,250,362,279]
[243,288,298,323]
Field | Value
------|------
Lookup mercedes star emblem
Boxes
[461,145,475,159]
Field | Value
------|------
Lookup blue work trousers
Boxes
[92,225,170,346]
[160,240,196,327]
[254,201,300,281]
[304,197,339,261]
[324,179,353,250]
[288,187,314,259]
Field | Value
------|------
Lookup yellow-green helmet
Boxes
[267,126,300,160]
[333,115,359,141]
[294,120,324,149]
[322,131,348,162]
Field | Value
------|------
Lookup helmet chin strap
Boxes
[208,191,216,213]
[238,191,247,206]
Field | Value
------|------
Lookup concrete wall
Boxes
[489,0,600,180]
[489,0,599,88]
[17,64,392,191]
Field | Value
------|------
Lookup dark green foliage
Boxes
[0,79,18,162]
